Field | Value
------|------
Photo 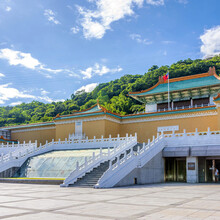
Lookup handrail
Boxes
[61,136,138,187]
[142,103,214,114]
[96,128,220,188]
[95,134,164,188]
[0,134,137,174]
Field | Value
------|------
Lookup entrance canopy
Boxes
[163,147,190,157]
[191,146,220,157]
[163,145,220,157]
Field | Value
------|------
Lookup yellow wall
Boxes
[55,118,106,140]
[215,104,220,130]
[83,120,105,139]
[11,126,56,145]
[55,122,75,141]
[104,119,121,138]
[120,110,218,143]
[9,108,219,144]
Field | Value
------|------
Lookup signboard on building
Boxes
[188,162,195,170]
[75,121,82,136]
[157,125,179,133]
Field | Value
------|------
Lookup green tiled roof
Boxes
[131,76,220,96]
[0,138,18,143]
[71,105,100,114]
[1,122,54,130]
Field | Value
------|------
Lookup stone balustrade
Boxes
[0,134,136,174]
[96,127,220,188]
[61,134,137,187]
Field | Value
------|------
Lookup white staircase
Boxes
[96,128,220,188]
[0,134,135,175]
[61,135,137,187]
[95,133,165,188]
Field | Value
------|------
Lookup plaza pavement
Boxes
[0,183,220,219]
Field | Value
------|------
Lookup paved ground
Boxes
[0,183,220,219]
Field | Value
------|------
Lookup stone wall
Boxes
[0,167,20,178]
[116,151,165,187]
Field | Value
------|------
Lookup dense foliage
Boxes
[1,56,220,127]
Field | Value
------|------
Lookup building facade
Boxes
[1,66,220,185]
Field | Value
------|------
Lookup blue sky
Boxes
[0,0,219,106]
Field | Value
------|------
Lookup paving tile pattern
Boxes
[0,183,220,219]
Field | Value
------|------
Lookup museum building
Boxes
[1,66,220,186]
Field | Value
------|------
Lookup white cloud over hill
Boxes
[76,83,99,93]
[80,63,122,79]
[200,26,220,58]
[0,48,78,78]
[77,0,164,39]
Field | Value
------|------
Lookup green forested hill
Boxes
[1,56,220,127]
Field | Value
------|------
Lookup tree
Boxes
[1,56,220,126]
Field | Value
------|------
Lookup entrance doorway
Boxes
[206,158,220,183]
[165,158,186,182]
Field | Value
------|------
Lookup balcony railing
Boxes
[135,103,214,114]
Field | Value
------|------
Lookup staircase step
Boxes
[72,160,110,187]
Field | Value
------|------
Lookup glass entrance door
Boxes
[206,159,214,182]
[206,159,220,183]
[177,159,186,182]
[165,158,186,182]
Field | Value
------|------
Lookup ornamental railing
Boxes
[0,134,136,173]
[96,127,220,188]
[96,133,164,188]
[141,103,214,114]
[61,134,137,187]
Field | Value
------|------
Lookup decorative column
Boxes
[191,98,193,108]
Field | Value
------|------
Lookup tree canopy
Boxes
[1,56,220,127]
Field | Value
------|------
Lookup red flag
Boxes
[163,72,169,82]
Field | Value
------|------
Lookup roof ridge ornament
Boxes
[158,75,164,84]
[213,93,220,101]
[208,66,216,76]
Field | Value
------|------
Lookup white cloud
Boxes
[76,83,99,93]
[0,84,65,105]
[37,96,65,103]
[0,84,35,105]
[0,73,5,78]
[0,48,78,78]
[80,63,122,79]
[0,48,41,69]
[10,101,22,106]
[5,6,11,12]
[77,0,144,39]
[40,88,50,96]
[44,9,60,25]
[146,0,164,5]
[130,34,152,45]
[71,26,80,34]
[76,0,165,39]
[33,88,64,103]
[200,26,220,58]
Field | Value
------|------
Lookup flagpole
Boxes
[168,73,170,110]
